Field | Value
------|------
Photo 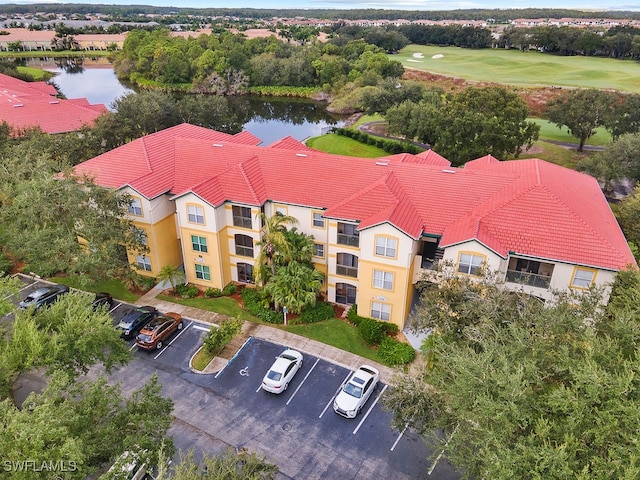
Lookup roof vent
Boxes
[375,162,388,166]
[442,169,456,174]
[49,100,59,104]
[212,143,223,147]
[295,153,307,157]
[13,103,23,108]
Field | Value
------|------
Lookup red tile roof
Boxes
[73,124,636,271]
[0,73,107,134]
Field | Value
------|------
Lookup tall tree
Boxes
[383,272,640,479]
[254,212,297,285]
[264,260,324,314]
[387,87,539,165]
[547,89,617,151]
[578,132,640,190]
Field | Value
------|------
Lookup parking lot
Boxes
[6,277,460,479]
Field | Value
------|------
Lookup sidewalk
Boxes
[135,287,400,383]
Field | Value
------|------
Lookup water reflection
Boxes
[25,57,346,142]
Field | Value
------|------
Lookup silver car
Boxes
[262,349,304,394]
[333,365,380,418]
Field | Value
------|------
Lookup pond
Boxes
[28,57,346,145]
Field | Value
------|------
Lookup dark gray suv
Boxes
[19,284,70,311]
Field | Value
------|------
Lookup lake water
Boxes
[30,57,346,145]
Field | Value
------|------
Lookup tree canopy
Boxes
[383,270,640,479]
[386,86,539,165]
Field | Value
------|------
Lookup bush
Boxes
[222,283,237,296]
[299,302,335,324]
[378,337,416,365]
[177,283,199,298]
[347,304,362,326]
[205,288,223,298]
[138,275,156,291]
[0,252,12,276]
[241,288,283,324]
[204,317,244,355]
[358,317,385,345]
[381,322,399,336]
[333,127,424,155]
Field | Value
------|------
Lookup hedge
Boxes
[332,127,424,155]
[299,302,335,324]
[378,336,416,366]
[241,288,283,324]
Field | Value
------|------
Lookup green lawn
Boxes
[49,276,140,303]
[394,45,640,93]
[306,133,388,157]
[284,318,386,365]
[156,294,259,321]
[529,118,611,146]
[16,66,53,80]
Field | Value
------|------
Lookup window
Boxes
[571,268,595,289]
[375,236,397,258]
[336,283,356,305]
[235,234,254,257]
[313,212,325,228]
[458,253,485,276]
[128,197,142,216]
[187,205,205,224]
[237,263,254,284]
[314,243,325,258]
[373,270,394,290]
[336,253,358,277]
[371,302,391,321]
[275,205,288,215]
[191,235,208,253]
[232,205,252,229]
[136,255,151,271]
[337,222,359,247]
[131,226,147,246]
[195,264,211,281]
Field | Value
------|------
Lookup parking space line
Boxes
[319,371,352,419]
[153,321,192,359]
[390,423,409,452]
[191,324,211,332]
[353,384,388,435]
[129,342,138,351]
[109,302,122,314]
[214,336,253,379]
[284,358,318,405]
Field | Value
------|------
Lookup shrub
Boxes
[204,317,244,355]
[222,283,237,296]
[358,317,385,345]
[205,288,223,298]
[175,283,189,297]
[347,304,362,326]
[241,288,283,324]
[381,322,399,337]
[185,285,200,298]
[138,275,156,291]
[0,252,12,275]
[378,337,416,365]
[299,302,335,324]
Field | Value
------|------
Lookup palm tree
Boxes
[281,227,315,265]
[254,212,297,286]
[264,261,324,314]
[157,264,185,294]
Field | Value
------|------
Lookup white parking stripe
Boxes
[319,371,352,419]
[286,358,319,405]
[191,324,211,332]
[390,423,409,452]
[353,384,388,435]
[153,321,192,359]
[108,302,122,314]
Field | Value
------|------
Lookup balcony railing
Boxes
[506,270,551,289]
[336,265,358,278]
[337,233,359,248]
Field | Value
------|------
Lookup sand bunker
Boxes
[412,52,424,58]
[432,54,444,59]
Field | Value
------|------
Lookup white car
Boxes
[333,365,380,418]
[262,349,304,394]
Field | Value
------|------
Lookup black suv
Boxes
[19,284,69,312]
[116,306,157,339]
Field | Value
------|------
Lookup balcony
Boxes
[505,270,551,289]
[337,233,359,248]
[336,265,358,278]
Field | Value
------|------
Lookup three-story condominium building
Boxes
[74,123,636,329]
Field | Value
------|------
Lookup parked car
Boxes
[333,365,380,418]
[91,292,114,311]
[136,312,183,350]
[262,349,304,394]
[116,306,157,340]
[18,284,69,312]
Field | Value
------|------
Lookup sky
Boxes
[4,0,640,12]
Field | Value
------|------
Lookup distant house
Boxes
[0,73,106,134]
[74,123,636,329]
